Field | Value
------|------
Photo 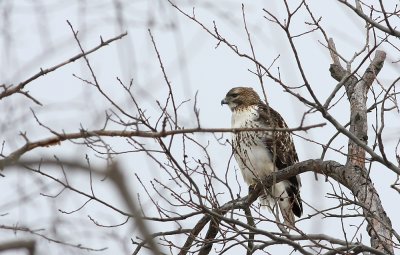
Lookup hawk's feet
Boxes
[248,184,256,195]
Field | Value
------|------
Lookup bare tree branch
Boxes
[0,28,127,101]
[338,0,400,37]
[0,124,325,169]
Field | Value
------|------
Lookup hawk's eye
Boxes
[230,93,239,98]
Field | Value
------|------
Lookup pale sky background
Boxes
[1,0,399,254]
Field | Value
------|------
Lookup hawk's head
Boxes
[221,87,261,111]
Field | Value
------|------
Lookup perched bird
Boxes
[221,87,302,226]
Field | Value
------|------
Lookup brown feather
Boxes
[257,103,303,218]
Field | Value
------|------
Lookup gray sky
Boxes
[1,0,399,254]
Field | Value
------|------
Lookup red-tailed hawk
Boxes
[221,87,302,226]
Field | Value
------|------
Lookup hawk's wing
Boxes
[257,103,303,217]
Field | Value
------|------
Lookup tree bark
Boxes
[329,48,393,254]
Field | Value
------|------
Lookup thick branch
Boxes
[329,46,392,253]
[178,215,211,255]
[328,44,387,167]
[346,50,386,167]
[198,217,221,255]
[244,207,255,255]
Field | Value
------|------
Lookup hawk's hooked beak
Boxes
[221,98,228,106]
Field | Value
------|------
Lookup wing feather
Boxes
[257,103,303,217]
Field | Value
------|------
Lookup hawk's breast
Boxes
[231,106,275,185]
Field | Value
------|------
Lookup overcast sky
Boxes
[1,1,399,254]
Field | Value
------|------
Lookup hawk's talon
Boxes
[248,184,256,195]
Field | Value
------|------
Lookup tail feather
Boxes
[258,181,302,227]
[278,197,295,227]
[290,192,303,217]
[285,180,303,218]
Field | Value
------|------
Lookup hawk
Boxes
[221,87,302,226]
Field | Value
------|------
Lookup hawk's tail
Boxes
[259,181,302,227]
[279,181,303,227]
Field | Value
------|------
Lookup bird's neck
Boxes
[231,105,258,128]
